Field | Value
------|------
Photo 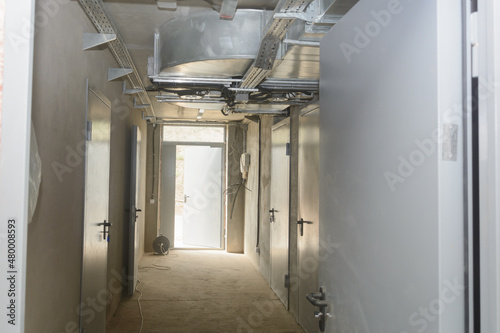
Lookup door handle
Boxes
[306,287,329,332]
[306,292,328,307]
[184,194,190,203]
[134,208,142,220]
[297,218,313,236]
[269,208,278,223]
[97,220,112,240]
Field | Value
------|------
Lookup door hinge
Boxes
[286,142,291,156]
[284,274,290,288]
[86,121,93,141]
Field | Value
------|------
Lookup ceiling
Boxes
[101,1,350,122]
[104,1,282,121]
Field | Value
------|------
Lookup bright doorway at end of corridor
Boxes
[160,125,225,249]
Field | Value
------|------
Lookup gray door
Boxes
[80,86,111,333]
[318,1,465,332]
[183,145,223,248]
[297,108,320,333]
[270,121,290,308]
[127,125,141,296]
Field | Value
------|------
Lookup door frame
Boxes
[160,141,226,250]
[296,106,320,333]
[128,125,141,296]
[477,0,500,331]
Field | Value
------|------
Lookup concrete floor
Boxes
[107,250,305,333]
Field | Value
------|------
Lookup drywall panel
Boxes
[319,0,465,332]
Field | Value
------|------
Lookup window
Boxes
[163,126,225,143]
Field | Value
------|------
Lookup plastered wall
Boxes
[26,1,147,331]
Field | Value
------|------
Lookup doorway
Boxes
[160,126,226,250]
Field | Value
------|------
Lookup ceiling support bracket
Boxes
[77,0,155,116]
[123,81,143,95]
[82,33,116,50]
[108,68,133,81]
[134,98,151,109]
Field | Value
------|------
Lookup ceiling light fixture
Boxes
[157,0,177,10]
[197,109,205,120]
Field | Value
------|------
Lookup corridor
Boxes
[107,251,304,333]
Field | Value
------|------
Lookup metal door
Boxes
[127,125,142,296]
[270,120,290,308]
[80,85,111,333]
[297,108,319,332]
[182,145,223,248]
[317,1,465,332]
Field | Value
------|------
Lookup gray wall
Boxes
[244,120,260,267]
[319,0,465,331]
[244,116,273,283]
[226,124,246,253]
[27,1,147,331]
[144,123,161,252]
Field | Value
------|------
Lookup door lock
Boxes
[269,208,278,223]
[306,286,329,332]
[97,220,112,240]
[297,218,313,236]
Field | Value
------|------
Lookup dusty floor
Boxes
[106,250,305,333]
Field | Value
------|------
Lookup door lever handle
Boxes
[269,208,278,223]
[306,287,329,332]
[306,292,328,307]
[97,220,112,240]
[297,218,313,236]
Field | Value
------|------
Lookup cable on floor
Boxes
[138,259,172,271]
[136,280,144,333]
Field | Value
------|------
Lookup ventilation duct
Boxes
[147,8,324,116]
[157,10,266,78]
